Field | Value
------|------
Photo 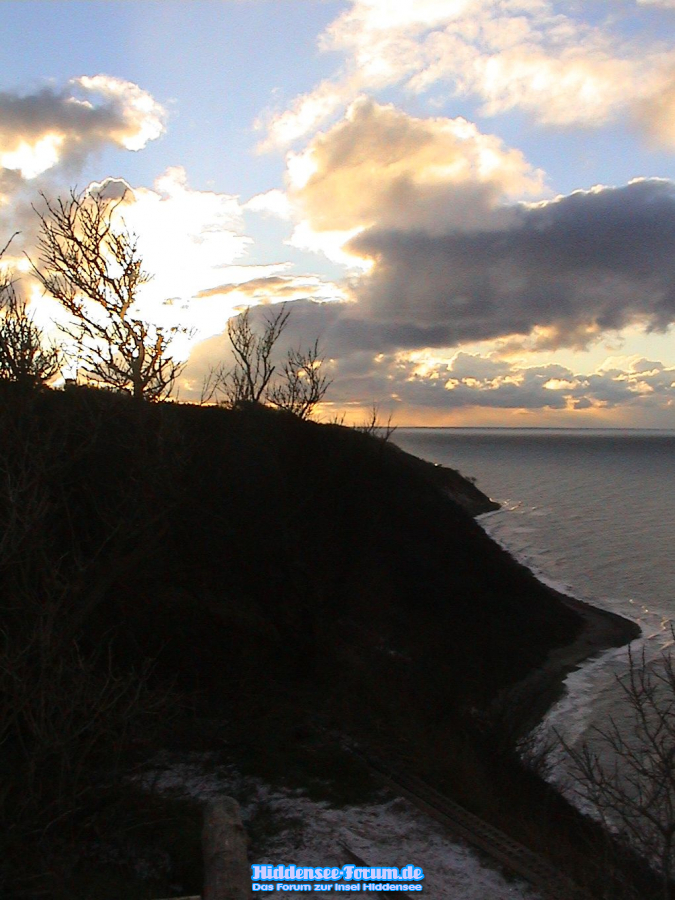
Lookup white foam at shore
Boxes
[478,503,672,804]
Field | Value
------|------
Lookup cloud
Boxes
[180,297,348,397]
[0,76,166,180]
[290,98,543,230]
[195,272,349,306]
[244,189,293,219]
[198,168,675,419]
[284,98,544,264]
[179,294,675,418]
[257,79,355,153]
[78,167,256,342]
[182,296,675,413]
[27,169,350,362]
[349,178,675,352]
[432,352,675,410]
[277,101,675,357]
[262,0,675,149]
[324,346,675,413]
[19,167,263,358]
[0,76,168,262]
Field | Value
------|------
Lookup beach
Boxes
[495,589,641,741]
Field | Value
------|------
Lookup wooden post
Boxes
[202,797,249,900]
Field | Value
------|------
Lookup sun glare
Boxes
[1,133,64,179]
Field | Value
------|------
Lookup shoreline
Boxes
[473,508,642,738]
[501,589,642,740]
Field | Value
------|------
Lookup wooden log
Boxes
[202,797,249,900]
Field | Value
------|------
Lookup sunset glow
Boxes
[3,0,675,425]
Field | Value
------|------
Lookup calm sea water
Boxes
[393,428,675,756]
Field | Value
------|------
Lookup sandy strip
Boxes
[499,592,642,740]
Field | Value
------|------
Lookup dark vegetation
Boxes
[0,237,61,391]
[562,638,675,900]
[1,385,577,699]
[0,382,656,899]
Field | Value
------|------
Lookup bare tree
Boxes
[31,189,187,401]
[562,640,675,899]
[0,237,61,389]
[267,339,332,420]
[203,303,331,419]
[354,403,397,441]
[221,303,290,404]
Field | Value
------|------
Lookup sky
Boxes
[3,0,675,426]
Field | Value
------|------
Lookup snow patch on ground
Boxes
[142,753,542,899]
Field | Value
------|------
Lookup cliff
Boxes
[380,438,500,516]
[0,385,631,711]
[0,385,641,898]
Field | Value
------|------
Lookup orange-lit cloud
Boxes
[272,97,675,359]
[196,272,349,306]
[282,97,544,265]
[288,98,543,233]
[325,346,675,415]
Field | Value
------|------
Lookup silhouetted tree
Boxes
[0,237,61,389]
[562,640,675,899]
[354,403,396,441]
[267,339,332,420]
[221,303,290,403]
[32,188,187,400]
[203,303,330,418]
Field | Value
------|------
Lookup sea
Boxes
[393,427,675,783]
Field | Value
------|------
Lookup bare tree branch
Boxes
[30,189,188,401]
[203,303,331,419]
[229,304,290,403]
[267,339,332,419]
[561,638,675,898]
[354,403,397,441]
[0,237,61,389]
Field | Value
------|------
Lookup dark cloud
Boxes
[349,178,675,351]
[0,77,164,176]
[220,177,675,370]
[181,174,675,418]
[181,293,675,416]
[0,79,166,256]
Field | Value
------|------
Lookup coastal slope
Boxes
[1,386,637,716]
[0,385,642,898]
